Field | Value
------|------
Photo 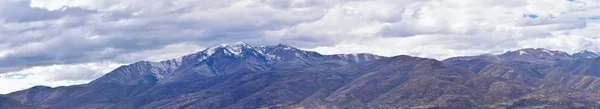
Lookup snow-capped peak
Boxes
[509,48,565,56]
[202,42,253,56]
[276,43,296,50]
[225,42,252,56]
[233,42,251,47]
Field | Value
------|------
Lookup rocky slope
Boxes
[443,48,600,108]
[0,95,42,109]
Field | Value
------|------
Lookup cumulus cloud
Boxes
[2,0,600,93]
[310,0,600,59]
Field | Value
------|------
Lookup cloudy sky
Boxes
[1,0,600,94]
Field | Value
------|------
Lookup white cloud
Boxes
[307,0,600,59]
[3,0,600,93]
[0,61,123,94]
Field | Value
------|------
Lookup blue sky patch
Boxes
[588,16,600,20]
[2,73,31,79]
[524,14,539,19]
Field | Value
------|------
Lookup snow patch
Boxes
[204,44,227,55]
[542,49,554,55]
[265,53,281,60]
[201,42,253,56]
[519,50,527,55]
[282,46,294,50]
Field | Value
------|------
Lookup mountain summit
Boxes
[573,50,600,59]
[502,48,571,58]
[90,42,384,85]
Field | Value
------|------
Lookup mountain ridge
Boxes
[6,44,600,108]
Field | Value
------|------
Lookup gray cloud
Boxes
[0,0,333,72]
[1,0,600,73]
[0,0,96,23]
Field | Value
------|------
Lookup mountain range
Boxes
[3,43,600,108]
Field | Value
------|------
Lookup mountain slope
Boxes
[6,46,600,108]
[6,42,386,108]
[86,55,479,108]
[443,48,600,108]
